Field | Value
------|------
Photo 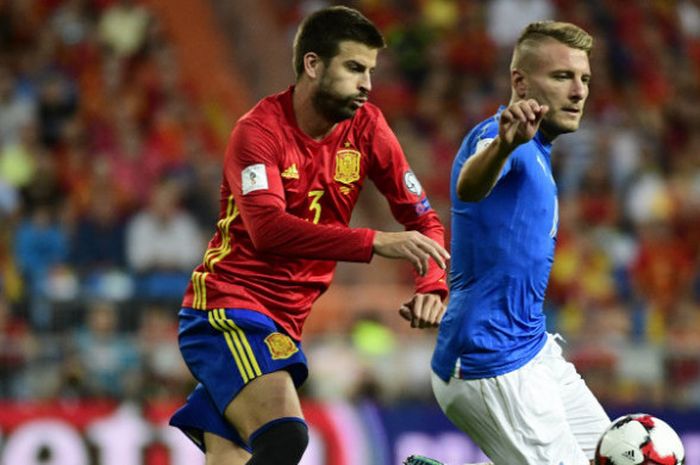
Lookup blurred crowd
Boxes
[0,0,699,410]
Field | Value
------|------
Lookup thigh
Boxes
[431,371,529,465]
[204,432,251,465]
[174,308,309,448]
[178,307,309,415]
[224,369,303,441]
[432,356,591,465]
[543,337,610,459]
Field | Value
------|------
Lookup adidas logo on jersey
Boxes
[281,163,299,179]
[622,450,636,461]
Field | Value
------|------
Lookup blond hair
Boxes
[511,21,593,70]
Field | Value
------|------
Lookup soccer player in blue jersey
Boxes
[405,21,610,465]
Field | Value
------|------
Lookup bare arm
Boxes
[457,99,549,202]
[456,136,513,202]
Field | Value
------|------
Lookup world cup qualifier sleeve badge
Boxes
[334,148,361,185]
[264,332,299,360]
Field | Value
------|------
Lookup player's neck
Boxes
[292,83,336,141]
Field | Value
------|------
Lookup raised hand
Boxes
[372,230,450,276]
[499,99,549,149]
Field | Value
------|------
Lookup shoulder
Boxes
[230,92,290,148]
[359,101,383,119]
[471,111,501,142]
[458,111,501,157]
[237,92,287,131]
[351,102,385,133]
[349,103,399,153]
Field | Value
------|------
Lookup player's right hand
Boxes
[372,231,450,276]
[499,99,549,149]
[399,292,445,328]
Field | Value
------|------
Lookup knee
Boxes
[248,418,308,465]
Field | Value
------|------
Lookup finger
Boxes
[426,298,445,327]
[417,296,439,328]
[411,294,427,328]
[409,253,425,276]
[434,302,446,325]
[399,305,412,321]
[419,296,442,329]
[509,104,527,123]
[424,246,445,270]
[519,101,537,121]
[500,108,514,124]
[500,109,520,131]
[400,241,424,275]
[526,99,542,114]
[418,296,436,326]
[419,241,449,270]
[435,241,451,260]
[407,240,430,276]
[419,250,429,276]
[413,235,449,266]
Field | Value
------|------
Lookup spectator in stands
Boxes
[71,186,126,274]
[14,203,69,328]
[71,299,141,398]
[125,179,203,299]
[37,71,78,149]
[0,66,35,149]
[98,0,152,58]
[0,295,36,397]
[137,303,191,399]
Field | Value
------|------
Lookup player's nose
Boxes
[570,77,587,101]
[359,71,372,94]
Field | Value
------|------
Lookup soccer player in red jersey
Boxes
[169,6,450,465]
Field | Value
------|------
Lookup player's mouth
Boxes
[562,107,581,115]
[352,96,368,107]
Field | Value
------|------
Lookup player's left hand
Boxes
[399,293,445,329]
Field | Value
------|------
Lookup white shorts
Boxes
[431,334,610,465]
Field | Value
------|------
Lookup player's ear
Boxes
[512,69,528,99]
[302,52,323,80]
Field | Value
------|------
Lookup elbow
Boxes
[456,184,486,203]
[457,191,479,203]
[243,206,284,252]
[247,218,286,253]
[248,230,275,253]
[456,170,487,203]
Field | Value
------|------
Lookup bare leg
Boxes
[204,432,251,465]
[204,370,305,465]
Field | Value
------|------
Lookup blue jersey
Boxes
[432,107,557,381]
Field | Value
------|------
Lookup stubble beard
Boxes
[312,75,362,123]
[540,112,580,140]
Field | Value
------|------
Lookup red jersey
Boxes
[182,87,447,339]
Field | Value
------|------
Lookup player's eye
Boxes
[347,62,364,73]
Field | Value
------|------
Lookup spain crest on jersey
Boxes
[264,332,298,360]
[334,149,361,185]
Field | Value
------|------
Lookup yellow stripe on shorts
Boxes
[215,309,262,378]
[210,309,262,382]
[208,310,249,382]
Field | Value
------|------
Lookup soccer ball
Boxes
[595,413,685,465]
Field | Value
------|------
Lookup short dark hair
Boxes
[292,6,385,80]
